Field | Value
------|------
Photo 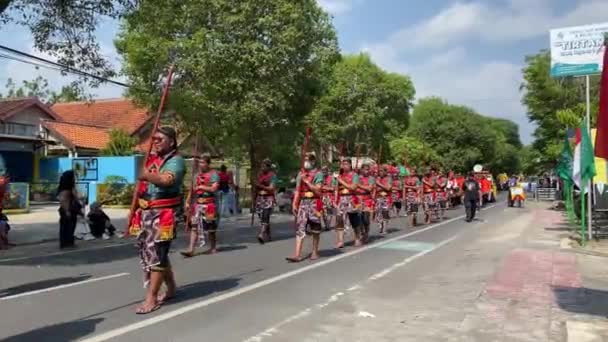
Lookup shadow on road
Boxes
[168,277,242,305]
[553,286,608,317]
[2,318,104,342]
[0,275,92,298]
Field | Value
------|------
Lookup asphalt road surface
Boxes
[0,198,507,342]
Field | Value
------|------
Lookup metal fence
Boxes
[535,187,557,202]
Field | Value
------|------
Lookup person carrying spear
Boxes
[287,152,324,262]
[254,158,278,244]
[181,153,220,257]
[374,164,392,235]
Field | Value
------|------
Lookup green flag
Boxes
[580,122,596,183]
[579,122,596,244]
[556,134,573,182]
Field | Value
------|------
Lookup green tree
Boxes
[309,53,415,155]
[101,129,137,156]
[116,0,339,185]
[0,76,85,103]
[520,50,599,165]
[1,1,136,86]
[388,136,440,170]
[407,98,501,172]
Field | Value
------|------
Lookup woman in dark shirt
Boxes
[57,170,82,249]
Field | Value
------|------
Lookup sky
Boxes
[2,0,608,144]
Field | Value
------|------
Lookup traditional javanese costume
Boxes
[129,151,185,287]
[295,169,324,237]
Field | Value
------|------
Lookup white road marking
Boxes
[81,203,499,342]
[0,242,133,263]
[244,233,462,341]
[0,273,130,301]
[368,235,458,281]
[0,217,293,263]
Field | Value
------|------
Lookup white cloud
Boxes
[360,0,608,144]
[372,0,608,52]
[317,0,362,15]
[1,36,125,99]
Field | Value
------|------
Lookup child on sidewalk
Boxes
[87,202,116,239]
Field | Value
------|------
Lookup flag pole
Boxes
[586,75,593,241]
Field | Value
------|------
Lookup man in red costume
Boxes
[254,159,278,244]
[181,154,220,257]
[374,165,392,234]
[130,127,185,314]
[288,153,324,262]
[357,163,375,242]
[335,157,361,248]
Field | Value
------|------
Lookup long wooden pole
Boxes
[184,131,200,231]
[126,66,175,237]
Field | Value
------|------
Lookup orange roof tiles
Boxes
[0,97,61,121]
[43,121,110,150]
[51,98,150,134]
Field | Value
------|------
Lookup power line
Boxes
[0,44,130,88]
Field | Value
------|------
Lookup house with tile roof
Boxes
[0,97,154,182]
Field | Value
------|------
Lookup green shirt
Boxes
[146,154,186,197]
[296,169,324,190]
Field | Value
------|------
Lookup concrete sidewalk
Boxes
[256,203,608,342]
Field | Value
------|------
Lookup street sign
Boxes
[550,22,608,77]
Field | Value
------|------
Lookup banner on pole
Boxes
[550,22,608,77]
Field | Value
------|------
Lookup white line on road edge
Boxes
[81,203,499,342]
[244,234,461,342]
[0,217,294,263]
[0,273,130,301]
[0,243,132,263]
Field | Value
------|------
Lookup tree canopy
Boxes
[116,0,340,180]
[0,76,85,103]
[521,50,600,167]
[309,53,415,157]
[101,128,137,156]
[1,0,136,86]
[403,97,522,174]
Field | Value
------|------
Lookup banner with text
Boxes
[550,22,608,77]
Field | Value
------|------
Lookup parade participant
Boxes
[446,170,457,208]
[254,159,277,244]
[462,171,482,222]
[374,165,392,234]
[422,170,436,224]
[181,154,219,257]
[335,157,362,248]
[357,163,375,242]
[320,165,337,231]
[389,164,403,217]
[287,153,324,262]
[478,172,491,206]
[403,168,420,227]
[129,127,185,314]
[436,171,448,220]
[0,153,7,213]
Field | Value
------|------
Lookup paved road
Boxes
[0,199,507,342]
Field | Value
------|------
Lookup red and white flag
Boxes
[594,41,608,158]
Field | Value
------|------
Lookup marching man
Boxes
[181,154,220,257]
[374,165,392,234]
[287,153,324,262]
[254,159,277,244]
[335,157,362,248]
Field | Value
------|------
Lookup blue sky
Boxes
[2,0,608,143]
